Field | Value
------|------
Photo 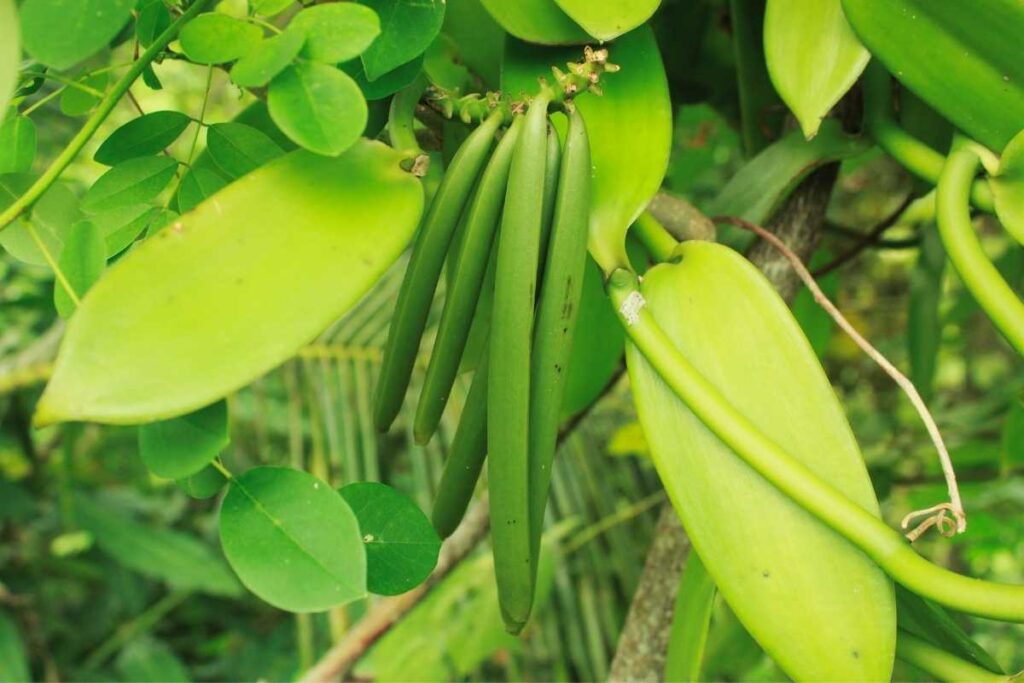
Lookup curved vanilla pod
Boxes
[527,107,590,576]
[488,91,552,633]
[373,109,504,431]
[414,117,523,444]
[608,266,1024,624]
[937,141,1024,355]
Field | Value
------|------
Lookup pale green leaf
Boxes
[179,12,262,65]
[992,128,1024,244]
[480,0,589,45]
[139,400,229,480]
[0,116,37,174]
[290,4,380,64]
[53,220,106,318]
[268,63,367,157]
[230,29,304,88]
[0,0,19,117]
[252,0,293,17]
[219,467,367,612]
[59,73,108,117]
[94,111,192,165]
[19,0,134,69]
[90,204,162,256]
[81,156,178,213]
[551,0,659,41]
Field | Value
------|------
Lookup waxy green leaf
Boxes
[220,467,367,612]
[626,242,895,681]
[230,29,305,88]
[179,12,262,65]
[480,0,589,45]
[992,129,1024,244]
[551,0,660,41]
[340,482,441,596]
[501,27,671,274]
[291,3,380,64]
[139,400,229,480]
[764,0,869,139]
[0,0,19,117]
[0,116,37,175]
[206,122,283,179]
[36,141,422,425]
[53,220,105,318]
[19,0,134,70]
[842,0,1024,151]
[81,156,178,213]
[94,111,192,165]
[358,0,444,80]
[268,63,367,157]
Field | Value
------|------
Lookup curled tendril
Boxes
[901,503,967,543]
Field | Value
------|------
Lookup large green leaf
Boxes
[0,0,18,116]
[992,128,1024,244]
[35,140,423,425]
[139,400,229,480]
[268,63,367,157]
[340,482,441,596]
[626,242,896,680]
[76,495,242,597]
[480,0,589,45]
[501,26,671,274]
[551,0,660,42]
[19,0,134,69]
[219,467,367,612]
[764,0,869,138]
[841,0,1024,152]
[358,0,444,80]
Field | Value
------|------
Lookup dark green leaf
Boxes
[82,156,178,213]
[341,54,423,101]
[1002,397,1024,467]
[230,29,304,88]
[268,63,367,156]
[90,204,162,256]
[59,73,108,117]
[792,250,840,359]
[142,63,163,91]
[175,165,228,213]
[176,464,228,500]
[53,220,106,317]
[115,638,191,683]
[340,482,441,596]
[206,122,283,179]
[0,0,18,116]
[76,495,243,597]
[0,116,37,174]
[136,0,171,47]
[290,4,380,64]
[179,12,262,65]
[896,587,1003,673]
[19,0,134,69]
[220,467,367,611]
[139,400,229,480]
[358,0,444,81]
[94,111,192,165]
[0,611,29,683]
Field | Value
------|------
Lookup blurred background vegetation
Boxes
[2,0,1023,680]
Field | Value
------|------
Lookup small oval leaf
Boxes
[81,156,178,213]
[290,3,380,64]
[94,111,192,166]
[20,0,134,69]
[59,73,108,117]
[176,464,228,500]
[230,28,304,88]
[340,482,441,596]
[91,204,162,256]
[0,116,37,175]
[36,141,422,425]
[206,122,283,179]
[175,165,228,214]
[53,220,106,318]
[220,467,367,612]
[139,400,229,480]
[179,12,262,65]
[268,63,367,157]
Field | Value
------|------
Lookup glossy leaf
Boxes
[76,495,243,597]
[36,141,422,425]
[230,29,304,88]
[59,73,108,117]
[268,63,367,157]
[0,0,18,116]
[94,111,192,166]
[91,204,162,256]
[206,122,283,179]
[359,0,444,80]
[53,221,105,318]
[115,638,191,683]
[480,0,589,45]
[842,0,1024,152]
[175,166,227,213]
[626,242,896,680]
[19,0,134,69]
[992,128,1024,244]
[551,0,659,41]
[220,467,367,612]
[502,27,671,273]
[82,156,178,213]
[340,482,441,596]
[177,464,228,500]
[0,116,37,175]
[179,12,262,65]
[0,611,29,683]
[291,4,380,64]
[139,400,229,480]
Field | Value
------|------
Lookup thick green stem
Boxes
[0,0,212,232]
[633,211,677,263]
[862,63,994,212]
[937,142,1024,355]
[606,267,1024,622]
[895,631,1012,683]
[388,76,427,157]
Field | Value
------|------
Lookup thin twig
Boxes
[812,194,914,277]
[713,214,966,539]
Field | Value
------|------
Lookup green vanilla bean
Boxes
[606,267,1024,623]
[0,0,214,232]
[488,90,552,633]
[373,109,504,431]
[937,141,1024,355]
[862,63,994,212]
